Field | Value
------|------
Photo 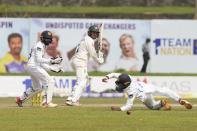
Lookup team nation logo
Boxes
[153,38,197,55]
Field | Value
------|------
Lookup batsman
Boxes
[66,24,104,106]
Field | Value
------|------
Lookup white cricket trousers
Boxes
[20,65,54,104]
[140,84,181,110]
[69,59,89,102]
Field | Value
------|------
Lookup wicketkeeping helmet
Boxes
[115,74,131,92]
[40,30,53,45]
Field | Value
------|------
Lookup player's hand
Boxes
[50,57,63,64]
[126,110,132,115]
[94,40,100,52]
[98,51,104,58]
[102,76,109,83]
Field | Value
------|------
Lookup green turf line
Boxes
[0,5,194,14]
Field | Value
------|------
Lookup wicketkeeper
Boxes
[16,30,63,107]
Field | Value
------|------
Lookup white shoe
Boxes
[42,102,58,108]
[66,100,80,106]
[48,103,58,107]
[66,96,72,101]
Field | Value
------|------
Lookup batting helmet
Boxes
[88,25,100,33]
[88,25,100,39]
[115,74,131,92]
[40,30,53,45]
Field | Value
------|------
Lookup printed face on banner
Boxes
[0,18,29,73]
[0,18,29,58]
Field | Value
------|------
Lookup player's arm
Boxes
[120,94,135,111]
[111,94,135,112]
[35,47,62,64]
[87,40,104,64]
[35,47,51,64]
[102,73,121,82]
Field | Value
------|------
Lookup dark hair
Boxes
[8,33,23,44]
[146,38,151,43]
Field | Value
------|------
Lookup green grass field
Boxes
[0,97,196,131]
[0,5,194,14]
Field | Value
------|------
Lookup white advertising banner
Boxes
[91,76,197,98]
[30,18,150,72]
[0,76,196,98]
[1,18,197,73]
[151,20,197,73]
[0,76,31,96]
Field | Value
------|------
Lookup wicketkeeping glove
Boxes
[50,57,63,64]
[50,66,63,73]
[50,68,63,73]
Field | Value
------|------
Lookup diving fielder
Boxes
[102,73,192,112]
[16,30,63,107]
[66,25,104,106]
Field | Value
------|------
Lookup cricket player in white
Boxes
[102,73,192,112]
[66,25,104,106]
[16,31,63,107]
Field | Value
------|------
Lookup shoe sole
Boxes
[180,100,186,105]
[162,100,171,111]
[180,100,192,109]
[66,101,80,106]
[163,106,171,111]
[163,104,171,111]
[66,102,74,106]
[184,103,192,109]
[42,105,58,108]
[16,103,23,107]
[15,98,23,107]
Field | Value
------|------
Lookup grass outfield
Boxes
[0,97,196,131]
[0,5,194,14]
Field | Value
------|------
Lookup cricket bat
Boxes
[97,23,104,58]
